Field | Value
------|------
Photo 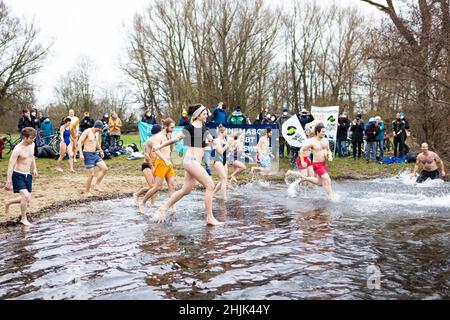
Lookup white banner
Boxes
[282,114,307,148]
[311,106,339,144]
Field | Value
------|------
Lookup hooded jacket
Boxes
[337,116,350,140]
[350,118,364,142]
[40,118,54,138]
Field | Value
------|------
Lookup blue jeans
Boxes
[336,139,348,157]
[365,141,377,162]
[203,149,212,176]
[377,140,384,160]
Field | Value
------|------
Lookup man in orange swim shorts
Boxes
[139,118,176,213]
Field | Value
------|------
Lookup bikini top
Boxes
[183,123,208,148]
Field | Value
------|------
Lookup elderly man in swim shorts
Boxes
[78,120,109,194]
[412,142,445,183]
[298,123,333,198]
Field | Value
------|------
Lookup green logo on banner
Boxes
[328,115,336,122]
[287,126,296,136]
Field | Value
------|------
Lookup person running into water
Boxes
[412,142,446,183]
[153,104,222,225]
[212,124,233,200]
[229,131,253,184]
[297,123,334,198]
[78,120,109,195]
[251,128,275,176]
[132,124,162,207]
[139,119,177,213]
[4,127,38,226]
[56,117,75,173]
[286,125,314,179]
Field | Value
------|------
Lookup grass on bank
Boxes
[0,132,413,182]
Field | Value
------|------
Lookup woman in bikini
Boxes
[154,104,222,225]
[212,124,233,201]
[56,117,75,173]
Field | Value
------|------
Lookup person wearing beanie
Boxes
[227,106,249,125]
[276,107,291,158]
[178,110,190,126]
[212,102,228,125]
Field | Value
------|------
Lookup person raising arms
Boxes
[153,104,223,226]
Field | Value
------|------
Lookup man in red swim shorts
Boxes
[299,123,334,198]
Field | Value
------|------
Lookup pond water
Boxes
[0,172,449,299]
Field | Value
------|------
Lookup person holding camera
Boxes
[350,114,364,160]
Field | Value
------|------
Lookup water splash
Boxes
[287,180,300,198]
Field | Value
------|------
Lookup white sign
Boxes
[311,106,339,143]
[282,114,307,148]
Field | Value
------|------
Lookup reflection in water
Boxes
[0,176,449,299]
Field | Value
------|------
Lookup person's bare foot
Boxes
[20,218,32,226]
[70,169,76,173]
[133,193,139,205]
[207,216,223,226]
[230,176,237,184]
[73,158,78,163]
[138,202,145,214]
[56,167,63,172]
[93,186,104,192]
[158,205,168,223]
[80,190,93,196]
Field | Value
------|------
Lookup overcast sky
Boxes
[5,0,379,108]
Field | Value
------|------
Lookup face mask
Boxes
[146,113,151,117]
[112,115,117,119]
[283,112,287,116]
[31,113,36,117]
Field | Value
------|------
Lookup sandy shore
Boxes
[0,173,186,227]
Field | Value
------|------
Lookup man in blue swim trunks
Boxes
[4,127,38,226]
[78,120,109,195]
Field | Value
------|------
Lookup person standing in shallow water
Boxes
[412,142,446,183]
[4,127,38,226]
[298,123,334,198]
[78,121,109,195]
[153,104,223,226]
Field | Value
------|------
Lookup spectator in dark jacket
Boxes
[212,102,228,125]
[80,111,95,133]
[364,117,379,162]
[276,107,291,158]
[392,112,410,157]
[142,110,157,125]
[350,114,364,160]
[18,109,34,134]
[336,112,350,157]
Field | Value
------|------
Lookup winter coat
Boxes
[178,116,190,126]
[297,114,314,130]
[227,112,248,125]
[376,121,385,141]
[18,116,34,133]
[40,118,54,139]
[364,122,379,142]
[80,116,95,132]
[276,114,290,130]
[337,117,350,140]
[350,119,364,142]
[143,115,157,125]
[212,108,228,125]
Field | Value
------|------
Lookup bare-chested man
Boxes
[132,124,162,206]
[412,142,446,183]
[251,128,275,176]
[78,120,108,194]
[4,127,38,226]
[298,123,333,198]
[139,118,176,213]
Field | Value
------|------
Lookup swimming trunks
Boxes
[416,169,439,183]
[260,155,271,169]
[153,159,175,178]
[312,162,327,177]
[12,170,32,193]
[297,156,312,170]
[141,162,153,171]
[83,152,103,169]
